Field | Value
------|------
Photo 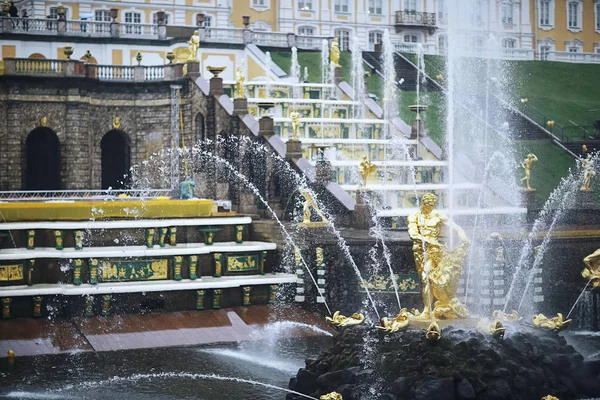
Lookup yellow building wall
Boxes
[247,56,265,80]
[537,2,600,52]
[230,1,277,30]
[2,45,16,59]
[112,49,123,65]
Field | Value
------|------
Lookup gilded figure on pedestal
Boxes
[330,38,341,68]
[235,61,246,98]
[581,155,596,191]
[519,153,538,190]
[188,30,200,62]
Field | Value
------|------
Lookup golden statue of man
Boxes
[581,155,596,191]
[519,153,538,190]
[330,38,341,68]
[582,248,600,288]
[235,61,246,98]
[290,110,300,140]
[359,156,376,188]
[407,193,470,319]
[188,30,200,62]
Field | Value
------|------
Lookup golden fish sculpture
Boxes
[532,313,572,332]
[492,310,521,322]
[326,311,365,327]
[376,309,411,333]
[425,321,441,340]
[489,320,506,339]
[321,392,343,400]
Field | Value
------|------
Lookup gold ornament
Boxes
[321,392,343,400]
[326,311,365,327]
[541,396,559,400]
[290,110,300,141]
[358,156,376,188]
[532,313,572,332]
[40,116,48,127]
[188,30,200,62]
[407,193,470,320]
[113,116,121,129]
[492,310,521,322]
[581,155,596,191]
[329,38,341,68]
[425,321,441,340]
[235,60,246,98]
[298,188,328,228]
[316,247,324,265]
[582,248,600,288]
[519,153,538,190]
[376,308,411,333]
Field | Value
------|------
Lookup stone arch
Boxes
[25,127,61,190]
[101,130,131,190]
[28,53,46,60]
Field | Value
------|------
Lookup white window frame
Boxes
[94,10,111,22]
[152,12,171,25]
[403,33,419,43]
[47,6,70,19]
[596,1,600,32]
[566,39,583,52]
[368,0,383,15]
[404,0,417,12]
[471,0,484,25]
[297,25,315,36]
[298,0,313,11]
[539,0,554,30]
[537,38,555,60]
[502,38,516,48]
[594,43,600,54]
[251,20,272,31]
[334,28,351,51]
[250,0,270,11]
[501,2,514,25]
[368,30,383,51]
[438,34,447,52]
[437,0,447,23]
[196,14,213,27]
[567,0,582,32]
[124,11,142,35]
[334,0,349,13]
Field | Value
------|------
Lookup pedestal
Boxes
[334,66,343,85]
[286,139,303,161]
[209,76,224,95]
[233,97,248,116]
[238,192,258,215]
[186,61,200,80]
[410,119,425,139]
[354,190,373,230]
[520,189,536,209]
[578,190,595,208]
[259,116,274,137]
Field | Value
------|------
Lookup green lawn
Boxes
[514,140,576,203]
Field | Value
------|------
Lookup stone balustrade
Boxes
[3,58,185,82]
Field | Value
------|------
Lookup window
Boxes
[404,0,417,12]
[502,38,516,48]
[540,46,550,60]
[94,10,111,22]
[252,0,265,6]
[48,7,68,19]
[596,2,600,30]
[152,13,169,25]
[568,46,579,53]
[404,34,418,43]
[298,26,315,36]
[124,11,142,34]
[438,35,447,52]
[368,0,383,15]
[472,36,484,47]
[437,0,446,22]
[251,0,270,10]
[298,0,313,10]
[540,0,550,25]
[472,0,483,24]
[334,0,349,13]
[502,2,514,24]
[567,1,580,29]
[196,15,212,27]
[368,31,383,51]
[335,29,351,51]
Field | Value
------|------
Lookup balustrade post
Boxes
[243,29,254,45]
[1,17,12,32]
[3,58,15,75]
[134,65,144,81]
[57,19,66,35]
[110,21,120,38]
[287,33,296,48]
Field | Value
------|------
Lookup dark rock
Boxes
[381,394,399,400]
[415,378,455,400]
[482,378,511,400]
[294,369,319,394]
[455,379,476,400]
[336,384,355,399]
[387,377,410,397]
[317,370,346,391]
[342,366,361,384]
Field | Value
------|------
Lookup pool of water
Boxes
[0,336,332,400]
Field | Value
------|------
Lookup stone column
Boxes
[259,115,274,138]
[133,65,145,82]
[209,74,224,96]
[353,189,373,230]
[286,138,303,161]
[233,98,248,116]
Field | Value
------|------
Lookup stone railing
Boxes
[120,22,158,38]
[395,11,437,27]
[66,19,111,36]
[3,58,184,82]
[204,27,245,43]
[392,41,437,55]
[547,51,600,64]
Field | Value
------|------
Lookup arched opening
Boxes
[101,130,131,190]
[25,127,61,190]
[28,53,46,60]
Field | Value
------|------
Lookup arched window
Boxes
[368,31,383,51]
[334,29,351,51]
[101,130,131,190]
[25,127,61,190]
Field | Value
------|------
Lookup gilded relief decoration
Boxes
[0,265,24,281]
[359,274,421,293]
[227,255,259,272]
[100,259,168,282]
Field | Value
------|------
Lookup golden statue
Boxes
[581,155,596,191]
[294,247,302,266]
[330,38,341,68]
[541,396,559,400]
[376,308,411,333]
[582,248,600,287]
[425,321,441,340]
[298,188,328,228]
[532,313,572,332]
[235,61,246,98]
[113,116,120,130]
[519,153,538,190]
[359,156,376,188]
[40,116,48,127]
[290,110,300,141]
[492,309,520,322]
[326,311,365,327]
[321,392,343,400]
[188,30,200,62]
[407,193,470,320]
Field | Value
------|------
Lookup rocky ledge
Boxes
[287,325,600,400]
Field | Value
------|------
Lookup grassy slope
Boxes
[269,50,578,202]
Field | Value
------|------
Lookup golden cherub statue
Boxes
[320,392,343,400]
[359,156,376,188]
[235,61,246,98]
[298,188,328,227]
[316,247,324,265]
[290,110,300,141]
[294,247,302,265]
[330,37,341,68]
[581,155,595,191]
[326,311,365,327]
[582,248,600,288]
[113,116,121,129]
[492,309,521,322]
[40,116,48,127]
[376,308,411,333]
[407,193,470,320]
[532,313,572,332]
[541,396,559,400]
[425,321,441,340]
[519,153,538,190]
[188,30,200,62]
